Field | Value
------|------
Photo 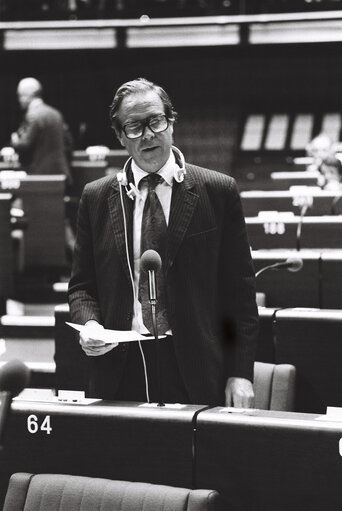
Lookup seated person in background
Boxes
[306,133,342,190]
[11,77,72,184]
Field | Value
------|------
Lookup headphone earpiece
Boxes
[117,171,128,187]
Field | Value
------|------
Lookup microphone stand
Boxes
[296,204,308,251]
[148,270,164,407]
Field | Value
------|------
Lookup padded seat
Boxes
[254,361,296,411]
[3,473,221,511]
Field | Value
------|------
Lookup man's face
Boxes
[116,90,173,173]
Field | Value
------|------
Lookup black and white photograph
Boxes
[0,1,342,510]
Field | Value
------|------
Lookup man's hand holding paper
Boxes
[66,321,167,357]
[79,320,119,357]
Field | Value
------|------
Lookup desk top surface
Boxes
[11,398,342,430]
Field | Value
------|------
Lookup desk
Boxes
[0,175,66,267]
[196,407,342,510]
[321,250,342,308]
[246,215,342,250]
[70,160,109,198]
[0,194,13,312]
[1,401,342,511]
[54,303,88,391]
[274,308,342,413]
[0,400,203,508]
[270,170,320,189]
[241,189,342,217]
[253,249,321,308]
[72,149,128,169]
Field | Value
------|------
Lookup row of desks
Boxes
[257,307,342,414]
[241,188,342,216]
[0,399,341,511]
[0,175,66,267]
[53,303,342,415]
[253,249,342,308]
[246,214,342,250]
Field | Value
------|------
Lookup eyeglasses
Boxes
[122,114,171,139]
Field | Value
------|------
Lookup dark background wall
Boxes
[1,42,342,172]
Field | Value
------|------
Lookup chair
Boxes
[2,473,221,511]
[253,361,296,411]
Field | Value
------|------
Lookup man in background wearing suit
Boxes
[11,77,75,255]
[11,77,72,183]
[68,78,259,407]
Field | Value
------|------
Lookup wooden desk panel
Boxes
[0,194,13,305]
[321,250,342,308]
[270,170,320,189]
[247,215,342,250]
[0,175,66,267]
[196,408,342,511]
[274,308,342,413]
[242,189,342,217]
[253,249,321,308]
[1,401,342,510]
[0,400,203,508]
[70,160,108,198]
[72,149,128,169]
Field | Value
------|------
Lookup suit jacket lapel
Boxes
[165,164,198,275]
[107,168,134,284]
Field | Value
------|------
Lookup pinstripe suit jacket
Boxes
[68,162,259,405]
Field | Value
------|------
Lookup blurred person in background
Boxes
[11,77,75,256]
[11,77,72,183]
[306,133,342,190]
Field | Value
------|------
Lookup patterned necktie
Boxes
[138,173,169,335]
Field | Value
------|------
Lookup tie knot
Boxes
[140,173,163,191]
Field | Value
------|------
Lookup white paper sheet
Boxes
[66,322,166,344]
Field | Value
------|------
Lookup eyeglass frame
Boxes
[121,114,173,140]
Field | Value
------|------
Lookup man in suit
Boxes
[11,77,72,182]
[68,78,258,406]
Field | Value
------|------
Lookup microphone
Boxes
[140,249,164,407]
[256,257,303,278]
[0,360,30,449]
[140,249,162,304]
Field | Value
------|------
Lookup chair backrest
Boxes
[253,361,296,411]
[3,473,221,511]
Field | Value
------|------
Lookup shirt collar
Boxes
[132,150,176,189]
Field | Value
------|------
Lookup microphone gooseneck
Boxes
[256,257,303,278]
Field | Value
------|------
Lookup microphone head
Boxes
[286,257,304,272]
[141,250,162,273]
[0,359,30,397]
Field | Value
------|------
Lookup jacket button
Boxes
[126,312,132,321]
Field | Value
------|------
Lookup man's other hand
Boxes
[225,377,255,408]
[79,321,118,357]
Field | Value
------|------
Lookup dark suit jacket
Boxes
[68,162,259,405]
[13,101,71,182]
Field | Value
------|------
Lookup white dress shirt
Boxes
[131,150,177,334]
